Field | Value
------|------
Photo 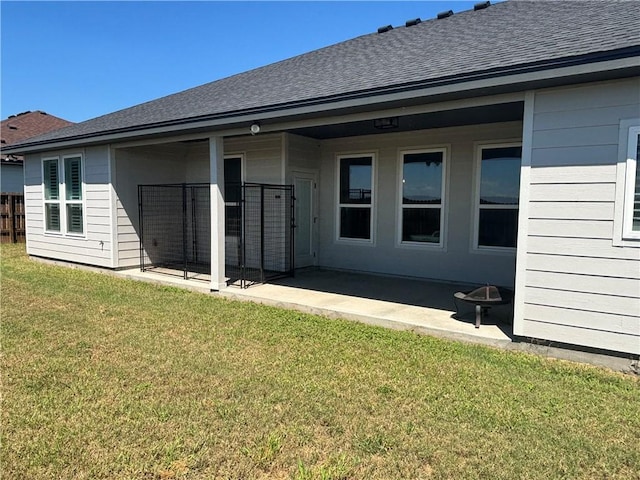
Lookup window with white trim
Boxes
[43,158,61,232]
[337,154,374,241]
[399,149,445,246]
[623,125,640,239]
[42,155,84,235]
[64,156,83,234]
[475,144,522,249]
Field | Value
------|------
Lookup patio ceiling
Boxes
[288,101,524,140]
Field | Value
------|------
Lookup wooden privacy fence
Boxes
[1,193,26,243]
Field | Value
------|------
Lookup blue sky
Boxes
[1,1,481,123]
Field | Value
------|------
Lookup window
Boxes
[42,155,84,235]
[475,144,522,249]
[623,125,640,239]
[43,158,60,232]
[64,156,83,234]
[337,154,374,241]
[399,149,445,246]
[224,156,243,237]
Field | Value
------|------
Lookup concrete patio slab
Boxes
[120,267,513,345]
[119,267,212,294]
[218,269,514,347]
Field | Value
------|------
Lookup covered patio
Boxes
[119,267,514,346]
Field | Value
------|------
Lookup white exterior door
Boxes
[293,171,318,268]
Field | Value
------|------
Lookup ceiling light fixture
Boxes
[373,117,399,130]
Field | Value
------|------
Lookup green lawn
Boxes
[1,243,639,480]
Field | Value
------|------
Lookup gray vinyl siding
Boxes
[114,143,189,268]
[23,146,113,267]
[519,78,640,354]
[1,163,24,193]
[226,134,284,184]
[158,134,285,184]
[286,133,322,180]
[228,133,285,270]
[113,134,284,268]
[317,121,523,287]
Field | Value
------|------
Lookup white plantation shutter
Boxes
[66,204,83,233]
[42,155,85,235]
[43,158,61,232]
[45,204,60,231]
[64,156,83,234]
[44,159,59,200]
[65,157,82,201]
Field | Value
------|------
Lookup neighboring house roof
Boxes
[6,0,640,151]
[1,111,73,162]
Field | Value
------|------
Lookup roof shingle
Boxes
[9,1,640,148]
[1,111,73,160]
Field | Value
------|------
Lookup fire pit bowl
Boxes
[453,285,514,328]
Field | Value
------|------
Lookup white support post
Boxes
[512,91,535,336]
[210,136,226,291]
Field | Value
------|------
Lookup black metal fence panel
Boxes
[236,183,295,288]
[187,185,211,271]
[138,184,210,280]
[138,182,294,287]
[225,182,243,285]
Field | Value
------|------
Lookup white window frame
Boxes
[223,153,245,198]
[622,125,640,240]
[42,156,62,234]
[42,153,86,237]
[614,119,640,247]
[472,142,522,254]
[396,147,448,249]
[223,154,245,229]
[335,152,376,244]
[62,154,85,236]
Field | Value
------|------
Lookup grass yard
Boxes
[1,243,639,479]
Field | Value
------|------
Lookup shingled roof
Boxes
[7,0,640,150]
[1,111,73,161]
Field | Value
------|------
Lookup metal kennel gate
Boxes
[226,183,295,288]
[138,183,294,286]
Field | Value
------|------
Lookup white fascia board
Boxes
[10,57,637,154]
[12,91,525,154]
[120,92,526,149]
[251,57,638,132]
